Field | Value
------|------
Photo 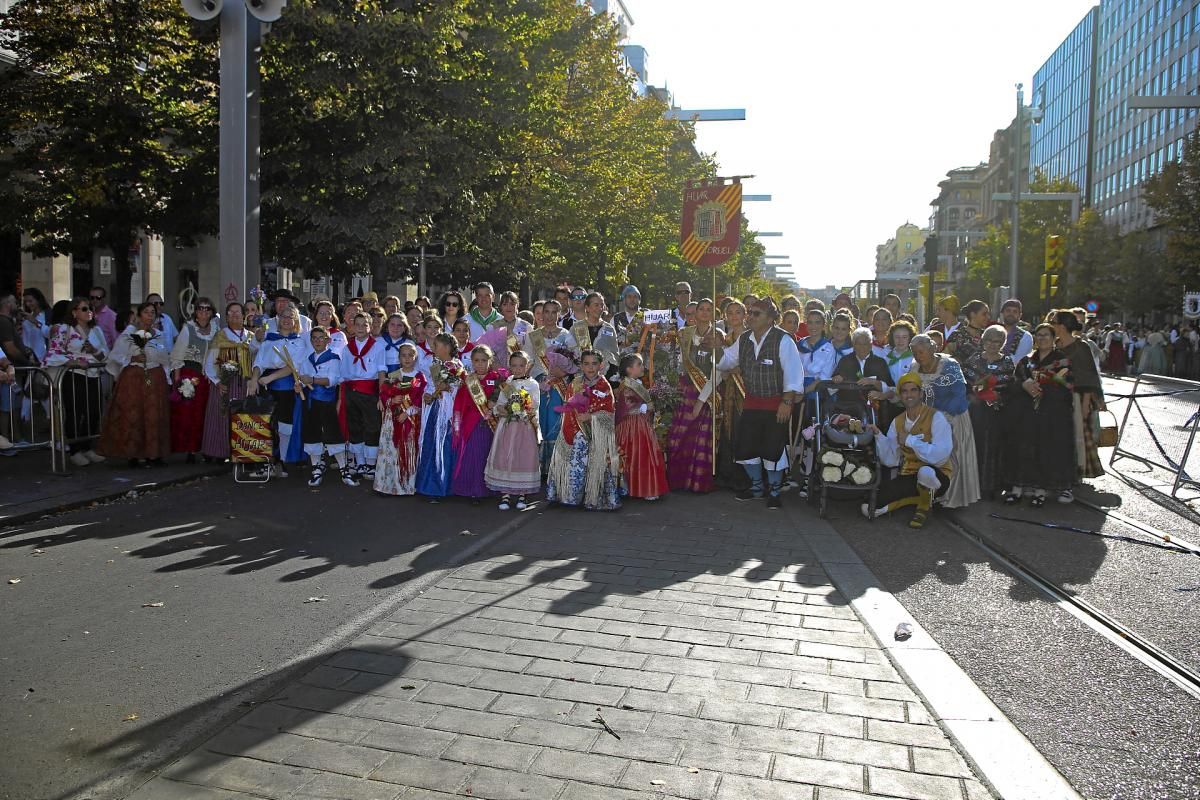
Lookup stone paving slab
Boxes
[136,495,994,800]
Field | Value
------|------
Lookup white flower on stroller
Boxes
[849,465,873,485]
[821,465,844,483]
[819,450,845,467]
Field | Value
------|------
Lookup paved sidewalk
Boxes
[0,452,227,526]
[131,495,995,800]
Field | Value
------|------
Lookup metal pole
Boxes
[712,264,718,477]
[245,16,263,293]
[418,245,427,301]
[1009,84,1023,297]
[219,2,249,304]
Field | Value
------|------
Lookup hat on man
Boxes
[361,291,379,302]
[750,297,779,320]
[896,372,923,392]
[621,284,641,299]
[269,289,301,305]
[1000,298,1023,311]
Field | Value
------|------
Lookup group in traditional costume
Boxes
[375,343,426,495]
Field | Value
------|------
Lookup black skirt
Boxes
[734,408,789,466]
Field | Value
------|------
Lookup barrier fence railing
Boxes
[1110,373,1200,500]
[2,364,111,475]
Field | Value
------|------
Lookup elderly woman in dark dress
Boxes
[1053,310,1106,490]
[962,324,1015,499]
[1002,323,1075,506]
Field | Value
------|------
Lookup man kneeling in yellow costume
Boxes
[864,372,952,528]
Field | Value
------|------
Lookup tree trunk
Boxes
[370,251,388,295]
[520,232,533,306]
[109,240,132,315]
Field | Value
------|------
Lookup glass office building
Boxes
[1093,0,1200,230]
[1031,7,1100,197]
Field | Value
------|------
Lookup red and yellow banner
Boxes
[230,413,272,463]
[681,181,742,268]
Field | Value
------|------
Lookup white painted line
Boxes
[787,505,1083,800]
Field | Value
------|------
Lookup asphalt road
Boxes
[0,473,527,800]
[824,372,1200,800]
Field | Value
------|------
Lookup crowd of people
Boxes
[1089,319,1200,379]
[0,281,1144,527]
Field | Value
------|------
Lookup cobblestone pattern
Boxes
[137,501,993,800]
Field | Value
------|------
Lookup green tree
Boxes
[963,171,1077,306]
[0,0,218,311]
[1144,129,1200,295]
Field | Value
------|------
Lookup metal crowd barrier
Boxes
[2,364,112,475]
[1110,373,1200,500]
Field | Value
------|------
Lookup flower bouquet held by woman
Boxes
[97,302,171,466]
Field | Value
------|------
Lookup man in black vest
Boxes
[715,298,805,509]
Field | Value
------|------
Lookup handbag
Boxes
[23,367,50,401]
[1095,409,1118,448]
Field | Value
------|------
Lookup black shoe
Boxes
[127,458,139,468]
[186,452,196,464]
[148,458,167,467]
[735,488,763,502]
[767,495,783,510]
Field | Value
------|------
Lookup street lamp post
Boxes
[181,0,286,305]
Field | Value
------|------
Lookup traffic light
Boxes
[1044,234,1065,272]
[1040,273,1059,300]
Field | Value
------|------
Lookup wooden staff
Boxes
[712,268,718,476]
[275,345,306,400]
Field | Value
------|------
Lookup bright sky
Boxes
[630,0,1099,290]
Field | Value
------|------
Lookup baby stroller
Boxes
[805,381,880,519]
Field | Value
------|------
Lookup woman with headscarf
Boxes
[1053,310,1106,487]
[908,334,980,508]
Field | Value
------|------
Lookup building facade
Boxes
[929,164,988,284]
[875,223,927,300]
[1093,0,1200,230]
[981,116,1031,228]
[1031,6,1100,201]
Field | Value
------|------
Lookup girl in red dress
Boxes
[615,353,669,501]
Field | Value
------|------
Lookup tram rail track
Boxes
[941,510,1200,702]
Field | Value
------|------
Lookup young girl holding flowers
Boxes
[451,345,507,499]
[615,353,668,501]
[485,351,542,509]
[375,342,427,496]
[416,333,463,500]
[546,349,621,511]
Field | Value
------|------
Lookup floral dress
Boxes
[375,370,427,496]
[546,375,621,510]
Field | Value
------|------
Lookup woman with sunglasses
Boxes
[168,297,218,462]
[437,291,467,333]
[45,297,109,466]
[201,301,260,462]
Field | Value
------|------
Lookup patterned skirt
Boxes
[375,410,419,496]
[170,366,210,454]
[547,417,621,511]
[97,367,170,460]
[201,377,245,459]
[666,378,714,493]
